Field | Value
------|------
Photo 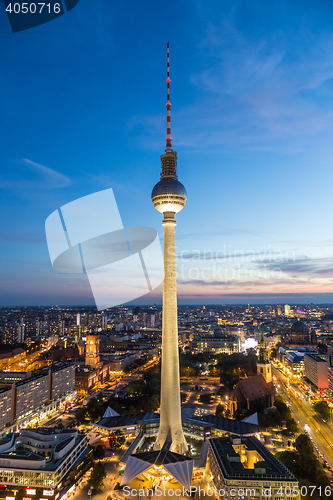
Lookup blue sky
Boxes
[1,0,333,306]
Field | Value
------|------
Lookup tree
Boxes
[93,444,105,460]
[217,386,227,399]
[109,431,125,449]
[258,408,281,429]
[180,392,188,403]
[215,403,224,417]
[277,434,330,492]
[285,418,299,436]
[313,400,331,420]
[274,396,291,421]
[87,397,104,421]
[88,462,106,490]
[75,407,87,424]
[180,362,199,378]
[127,380,144,396]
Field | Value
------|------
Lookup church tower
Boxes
[86,335,100,369]
[257,332,272,383]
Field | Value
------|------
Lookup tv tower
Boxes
[151,43,188,454]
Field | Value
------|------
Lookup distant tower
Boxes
[36,318,42,337]
[284,304,290,316]
[257,332,272,383]
[151,43,188,454]
[85,335,100,368]
[18,318,25,343]
[277,305,281,315]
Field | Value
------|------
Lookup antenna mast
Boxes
[166,42,172,151]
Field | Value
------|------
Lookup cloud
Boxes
[261,256,333,276]
[131,20,333,153]
[0,159,71,190]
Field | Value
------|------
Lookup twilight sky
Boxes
[1,0,333,306]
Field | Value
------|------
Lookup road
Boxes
[272,365,333,472]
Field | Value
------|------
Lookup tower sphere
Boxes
[151,177,187,214]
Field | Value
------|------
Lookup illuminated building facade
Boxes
[0,428,88,500]
[0,364,75,428]
[15,374,50,422]
[191,335,239,355]
[0,388,12,430]
[85,335,100,368]
[209,436,298,499]
[304,353,328,389]
[49,364,75,401]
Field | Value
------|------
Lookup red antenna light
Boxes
[166,42,172,151]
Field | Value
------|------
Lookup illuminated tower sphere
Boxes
[151,43,188,454]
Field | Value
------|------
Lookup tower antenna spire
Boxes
[166,42,172,151]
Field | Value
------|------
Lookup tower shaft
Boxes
[154,215,187,454]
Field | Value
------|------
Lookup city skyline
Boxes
[1,0,333,306]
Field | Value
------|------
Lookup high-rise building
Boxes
[277,304,281,315]
[284,304,290,316]
[151,43,187,455]
[101,314,107,330]
[2,321,19,344]
[18,318,25,343]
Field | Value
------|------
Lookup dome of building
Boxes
[151,178,187,199]
[151,178,187,214]
[290,320,308,333]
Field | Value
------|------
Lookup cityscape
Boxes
[2,0,333,499]
[0,303,333,498]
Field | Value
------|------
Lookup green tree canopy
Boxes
[313,400,331,420]
[276,434,330,494]
[285,417,299,436]
[75,407,87,424]
[274,395,291,421]
[88,462,106,490]
[93,444,105,460]
[215,403,224,417]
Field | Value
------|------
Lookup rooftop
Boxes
[210,436,297,481]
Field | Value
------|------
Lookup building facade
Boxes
[0,428,88,500]
[191,335,239,355]
[304,353,328,389]
[0,364,75,428]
